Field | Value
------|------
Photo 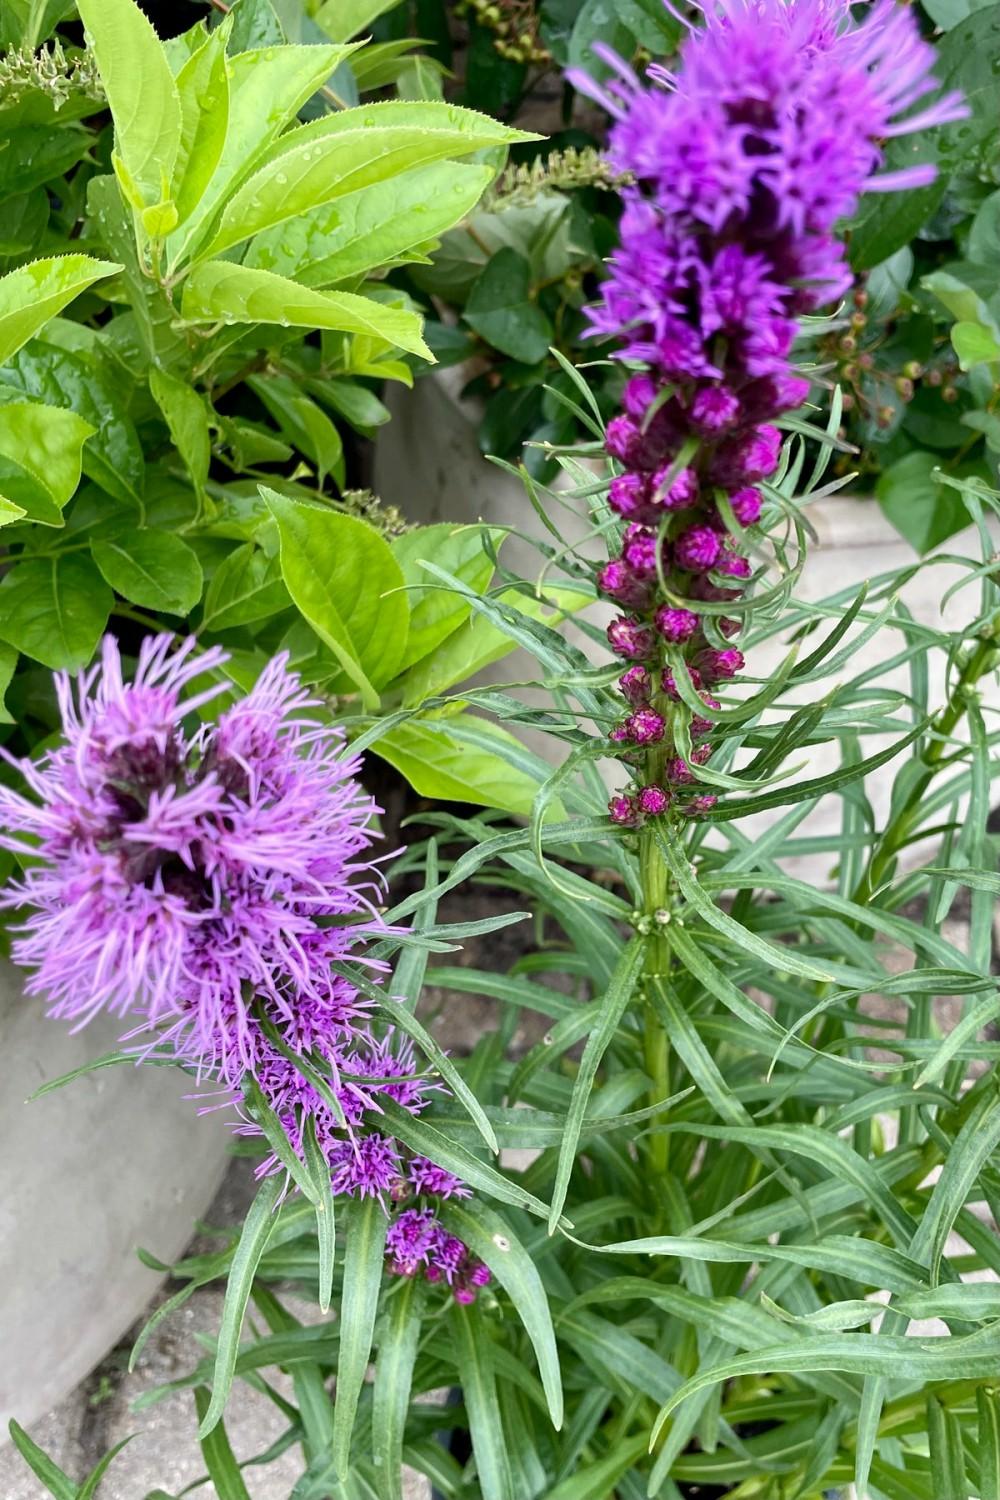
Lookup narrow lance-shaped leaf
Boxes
[451,1302,514,1500]
[547,936,646,1233]
[371,1275,423,1500]
[332,1195,388,1477]
[198,1173,283,1439]
[194,1387,253,1500]
[6,1421,76,1500]
[441,1196,563,1429]
[978,1386,1000,1500]
[301,1114,336,1316]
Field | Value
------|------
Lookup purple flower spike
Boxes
[622,527,660,578]
[623,373,659,421]
[386,1207,439,1276]
[662,665,703,698]
[0,637,384,1065]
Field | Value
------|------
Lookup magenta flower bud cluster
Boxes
[0,636,488,1301]
[573,0,964,829]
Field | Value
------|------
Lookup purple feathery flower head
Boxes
[386,1207,439,1275]
[0,635,389,1085]
[407,1156,471,1200]
[328,1132,402,1200]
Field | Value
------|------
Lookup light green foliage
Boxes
[0,0,544,807]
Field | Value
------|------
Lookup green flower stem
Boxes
[640,736,673,1177]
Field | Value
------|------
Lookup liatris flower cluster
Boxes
[573,0,965,827]
[0,635,488,1300]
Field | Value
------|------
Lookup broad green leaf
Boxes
[201,543,290,632]
[922,0,994,26]
[198,1173,283,1438]
[464,246,554,363]
[0,255,121,366]
[245,160,493,288]
[6,1421,76,1500]
[397,585,586,706]
[0,641,16,723]
[181,262,431,360]
[313,0,399,40]
[451,1303,514,1500]
[0,400,93,525]
[332,1196,388,1477]
[247,374,344,484]
[263,488,409,706]
[0,555,112,669]
[77,0,182,207]
[202,111,525,260]
[547,937,646,1231]
[390,523,500,672]
[229,0,285,51]
[953,319,1000,370]
[921,270,988,325]
[193,1388,252,1500]
[168,42,359,266]
[91,531,203,614]
[371,713,553,818]
[442,1197,563,1429]
[0,124,91,198]
[0,337,144,509]
[372,1275,422,1500]
[876,450,970,553]
[149,367,211,495]
[171,22,231,225]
